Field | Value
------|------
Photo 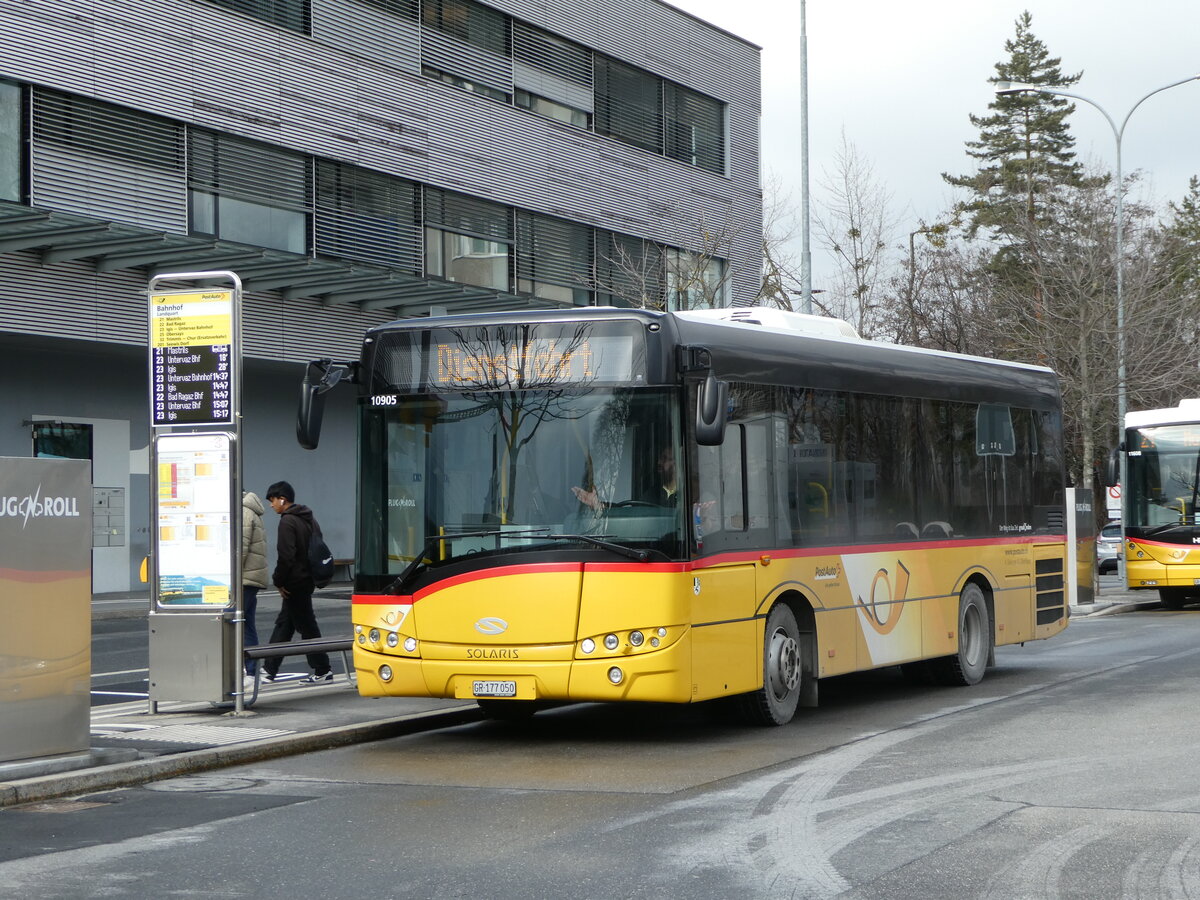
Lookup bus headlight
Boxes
[604,634,619,650]
[386,632,399,648]
[379,665,393,682]
[607,666,624,685]
[369,628,380,644]
[581,638,596,654]
[403,637,418,653]
[629,630,645,647]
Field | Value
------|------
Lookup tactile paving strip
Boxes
[92,724,293,746]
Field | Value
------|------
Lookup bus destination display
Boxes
[378,323,644,392]
[150,290,235,427]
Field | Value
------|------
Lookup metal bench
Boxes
[242,637,354,705]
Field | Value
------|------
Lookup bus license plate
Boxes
[473,680,517,698]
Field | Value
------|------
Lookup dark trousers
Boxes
[243,585,260,675]
[264,585,331,677]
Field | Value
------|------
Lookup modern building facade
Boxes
[0,0,762,592]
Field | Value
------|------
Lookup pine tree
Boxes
[943,11,1089,252]
[1165,175,1200,290]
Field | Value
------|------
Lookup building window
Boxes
[594,57,662,155]
[32,422,93,462]
[512,22,592,87]
[422,67,510,103]
[666,249,727,310]
[426,229,509,290]
[203,0,310,33]
[188,130,309,254]
[514,90,589,129]
[316,160,421,271]
[422,0,508,56]
[0,80,21,202]
[424,188,511,291]
[665,83,725,174]
[516,211,592,305]
[595,232,664,308]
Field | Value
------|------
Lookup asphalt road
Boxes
[10,605,1200,898]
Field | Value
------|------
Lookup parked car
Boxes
[1096,522,1121,574]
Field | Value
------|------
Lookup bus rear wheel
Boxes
[740,603,802,726]
[930,583,991,687]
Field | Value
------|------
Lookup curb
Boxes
[0,705,482,809]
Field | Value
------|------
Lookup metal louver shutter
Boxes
[315,160,421,272]
[204,0,310,34]
[188,129,310,212]
[665,82,725,174]
[516,211,591,288]
[594,57,662,155]
[353,0,416,19]
[512,22,592,87]
[424,187,511,242]
[30,90,187,232]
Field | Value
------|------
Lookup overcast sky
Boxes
[670,0,1200,289]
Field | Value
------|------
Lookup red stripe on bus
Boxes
[350,534,1067,602]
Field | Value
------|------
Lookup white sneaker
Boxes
[243,675,257,693]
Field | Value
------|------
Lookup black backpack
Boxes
[307,524,335,588]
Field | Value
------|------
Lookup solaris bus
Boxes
[298,306,1070,725]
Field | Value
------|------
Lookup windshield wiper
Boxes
[532,532,651,562]
[1142,522,1191,537]
[386,530,533,593]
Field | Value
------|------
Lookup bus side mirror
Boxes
[1103,446,1121,487]
[297,359,357,451]
[695,372,729,446]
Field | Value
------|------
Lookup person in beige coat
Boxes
[242,491,269,678]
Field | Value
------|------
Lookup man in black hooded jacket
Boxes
[263,480,332,684]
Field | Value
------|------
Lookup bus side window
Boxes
[693,425,746,551]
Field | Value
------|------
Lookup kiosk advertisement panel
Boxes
[0,457,92,763]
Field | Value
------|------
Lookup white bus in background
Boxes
[1109,398,1200,608]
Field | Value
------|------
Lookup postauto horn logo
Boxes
[0,485,82,528]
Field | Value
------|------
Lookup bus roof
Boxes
[1126,399,1200,429]
[366,306,1062,409]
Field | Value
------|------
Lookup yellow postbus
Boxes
[1111,399,1200,608]
[299,306,1069,725]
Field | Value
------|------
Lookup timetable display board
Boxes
[153,432,236,610]
[150,289,235,427]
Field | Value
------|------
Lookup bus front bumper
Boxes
[353,640,693,704]
[1125,558,1200,589]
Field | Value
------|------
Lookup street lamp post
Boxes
[994,75,1200,456]
[799,0,812,314]
[995,75,1200,580]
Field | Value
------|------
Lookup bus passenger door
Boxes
[690,564,757,699]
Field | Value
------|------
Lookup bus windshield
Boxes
[360,387,684,578]
[1127,424,1200,531]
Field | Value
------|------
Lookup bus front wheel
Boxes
[1159,589,1188,610]
[740,603,802,726]
[930,583,991,687]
